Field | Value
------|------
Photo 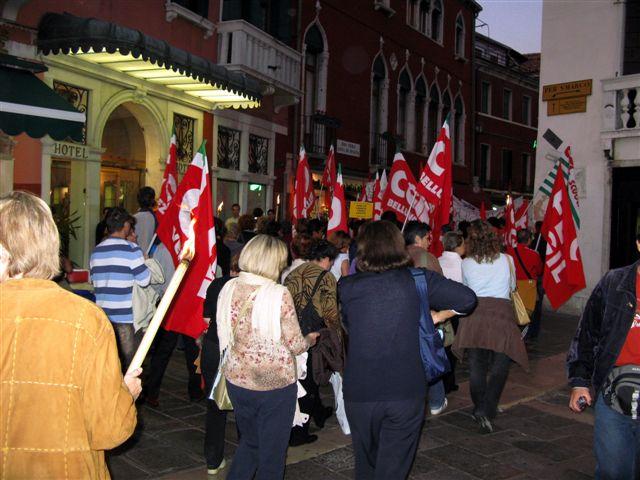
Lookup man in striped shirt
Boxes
[90,207,150,371]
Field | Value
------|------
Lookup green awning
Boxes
[0,54,85,142]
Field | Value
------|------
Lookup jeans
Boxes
[227,381,297,480]
[428,380,446,411]
[111,322,142,373]
[594,393,640,480]
[467,348,511,419]
[202,336,227,468]
[346,398,425,480]
[145,328,202,400]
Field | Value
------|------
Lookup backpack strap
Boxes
[514,247,533,280]
[302,270,328,311]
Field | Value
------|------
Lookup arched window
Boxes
[419,0,430,35]
[431,0,443,42]
[454,96,465,164]
[407,0,418,28]
[371,54,389,166]
[304,25,324,117]
[442,92,452,126]
[455,13,465,57]
[415,77,427,153]
[427,85,440,154]
[397,69,412,144]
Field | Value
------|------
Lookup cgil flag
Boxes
[504,200,518,248]
[327,165,348,237]
[514,198,530,230]
[373,170,388,220]
[293,146,315,222]
[381,151,430,224]
[321,145,337,210]
[156,128,178,224]
[541,162,586,309]
[156,142,217,338]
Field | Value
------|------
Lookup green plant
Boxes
[53,208,81,257]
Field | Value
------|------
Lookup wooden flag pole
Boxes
[401,193,419,233]
[126,240,195,375]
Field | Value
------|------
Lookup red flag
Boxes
[293,146,315,222]
[381,152,430,223]
[156,129,178,224]
[372,172,381,220]
[321,145,337,188]
[418,116,452,227]
[541,163,586,309]
[514,198,529,230]
[504,200,517,248]
[156,142,217,338]
[327,165,348,236]
[480,201,487,220]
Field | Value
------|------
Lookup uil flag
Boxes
[293,146,315,221]
[504,200,518,248]
[327,165,348,236]
[322,145,337,210]
[157,142,217,338]
[156,128,178,224]
[541,163,586,309]
[418,115,452,227]
[381,152,430,223]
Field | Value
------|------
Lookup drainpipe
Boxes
[470,12,478,199]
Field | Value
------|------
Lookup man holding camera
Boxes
[567,235,640,480]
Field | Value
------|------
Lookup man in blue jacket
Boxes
[566,235,640,480]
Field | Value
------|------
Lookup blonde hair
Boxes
[0,191,60,279]
[239,234,288,281]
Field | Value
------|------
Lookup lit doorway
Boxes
[610,167,640,269]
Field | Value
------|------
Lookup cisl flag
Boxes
[504,200,518,248]
[381,152,430,223]
[541,162,586,309]
[418,116,452,227]
[156,128,178,224]
[293,146,315,221]
[321,145,337,210]
[157,142,217,338]
[327,165,348,236]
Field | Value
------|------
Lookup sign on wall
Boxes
[349,201,373,219]
[337,139,360,157]
[542,79,592,116]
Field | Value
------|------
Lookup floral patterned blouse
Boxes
[223,282,309,391]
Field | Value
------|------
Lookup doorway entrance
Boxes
[610,166,640,269]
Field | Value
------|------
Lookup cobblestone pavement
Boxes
[106,311,595,480]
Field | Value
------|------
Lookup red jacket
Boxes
[508,245,543,280]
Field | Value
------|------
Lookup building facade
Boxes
[533,0,640,313]
[474,33,539,205]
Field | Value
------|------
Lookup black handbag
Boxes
[297,271,328,335]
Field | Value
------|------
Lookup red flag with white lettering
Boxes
[156,142,217,338]
[381,152,430,224]
[327,166,348,236]
[293,146,315,222]
[514,198,529,230]
[373,170,387,220]
[541,163,586,309]
[418,116,452,227]
[504,200,518,248]
[156,129,178,225]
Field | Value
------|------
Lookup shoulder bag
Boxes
[410,268,450,383]
[514,247,537,315]
[603,364,640,419]
[507,255,530,327]
[297,270,328,335]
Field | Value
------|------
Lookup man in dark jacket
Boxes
[566,236,640,480]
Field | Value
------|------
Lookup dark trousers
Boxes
[111,323,142,373]
[345,398,425,480]
[291,351,325,439]
[527,281,544,339]
[202,336,227,468]
[467,348,511,419]
[227,381,297,480]
[442,317,459,393]
[145,328,202,399]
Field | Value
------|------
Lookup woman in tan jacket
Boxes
[0,191,142,479]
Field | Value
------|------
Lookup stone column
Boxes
[0,133,15,195]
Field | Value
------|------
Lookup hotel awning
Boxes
[37,12,262,110]
[0,54,85,141]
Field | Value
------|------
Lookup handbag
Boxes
[410,268,450,383]
[603,364,640,419]
[211,291,258,410]
[507,256,530,326]
[296,271,328,335]
[439,320,455,348]
[513,248,537,315]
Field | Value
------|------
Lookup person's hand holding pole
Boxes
[569,387,592,412]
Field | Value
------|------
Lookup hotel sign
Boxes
[53,141,89,160]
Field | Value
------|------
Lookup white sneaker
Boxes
[430,398,448,416]
[207,458,226,475]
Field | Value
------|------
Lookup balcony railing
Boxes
[602,74,640,132]
[304,113,340,155]
[370,132,397,168]
[217,19,302,95]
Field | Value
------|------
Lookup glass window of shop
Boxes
[50,159,72,255]
[247,183,266,215]
[217,179,240,220]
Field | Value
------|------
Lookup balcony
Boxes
[304,113,340,156]
[602,74,640,162]
[217,20,302,108]
[370,132,398,168]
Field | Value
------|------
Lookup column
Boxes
[40,137,54,201]
[0,133,15,195]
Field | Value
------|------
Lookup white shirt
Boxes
[462,253,515,300]
[330,252,349,281]
[281,258,307,283]
[438,251,463,283]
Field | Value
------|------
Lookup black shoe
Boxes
[313,406,333,429]
[478,416,493,434]
[289,434,318,447]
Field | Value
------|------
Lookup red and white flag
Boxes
[156,128,179,224]
[293,146,315,222]
[504,200,518,248]
[156,142,217,338]
[541,163,586,309]
[321,145,337,210]
[327,165,348,236]
[373,170,387,220]
[381,152,430,224]
[514,198,529,230]
[480,201,487,220]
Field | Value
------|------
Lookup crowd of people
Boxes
[1,188,638,479]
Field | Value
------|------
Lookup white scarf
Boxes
[217,272,285,353]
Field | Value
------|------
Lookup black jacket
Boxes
[567,260,639,393]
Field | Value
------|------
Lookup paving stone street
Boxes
[106,311,596,480]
